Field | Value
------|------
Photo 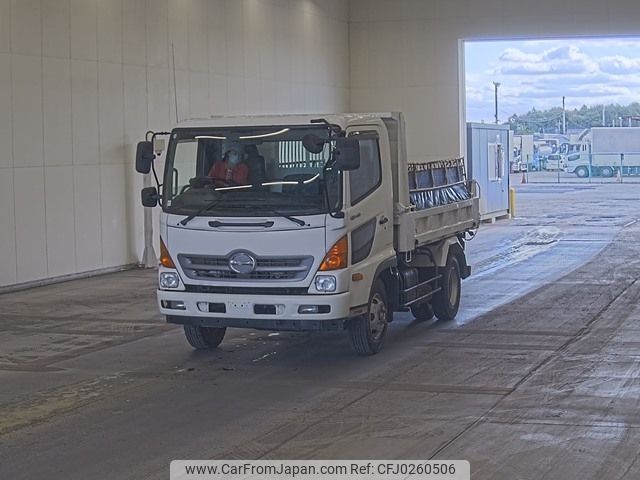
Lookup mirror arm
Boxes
[151,159,161,191]
[143,130,170,191]
[311,118,344,136]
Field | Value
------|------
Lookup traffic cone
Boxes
[521,172,527,184]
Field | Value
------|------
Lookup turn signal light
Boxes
[319,236,348,271]
[160,237,176,268]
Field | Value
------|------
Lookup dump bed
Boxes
[379,113,480,253]
[394,158,479,252]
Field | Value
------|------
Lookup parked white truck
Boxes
[566,127,640,177]
[136,113,479,355]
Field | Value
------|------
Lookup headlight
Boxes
[315,275,336,292]
[159,272,180,289]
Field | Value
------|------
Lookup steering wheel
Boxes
[209,176,239,188]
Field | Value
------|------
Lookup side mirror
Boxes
[334,138,360,171]
[141,186,159,207]
[136,141,155,174]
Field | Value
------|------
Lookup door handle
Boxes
[379,215,389,225]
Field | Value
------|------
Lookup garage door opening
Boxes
[464,37,640,185]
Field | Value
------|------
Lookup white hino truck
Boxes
[136,113,479,355]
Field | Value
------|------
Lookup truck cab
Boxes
[136,113,479,355]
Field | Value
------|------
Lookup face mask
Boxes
[227,152,240,165]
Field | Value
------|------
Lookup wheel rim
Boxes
[369,292,387,342]
[448,264,460,306]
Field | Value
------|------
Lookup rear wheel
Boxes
[432,253,462,321]
[349,280,389,355]
[600,166,614,178]
[575,166,589,178]
[183,325,226,349]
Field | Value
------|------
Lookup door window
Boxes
[349,137,381,205]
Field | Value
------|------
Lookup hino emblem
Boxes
[228,251,257,274]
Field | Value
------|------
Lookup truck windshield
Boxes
[162,126,341,217]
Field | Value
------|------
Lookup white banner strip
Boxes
[171,460,470,480]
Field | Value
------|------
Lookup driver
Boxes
[208,142,249,186]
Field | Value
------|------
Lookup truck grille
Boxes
[177,253,314,282]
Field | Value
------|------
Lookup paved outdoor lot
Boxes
[1,183,640,480]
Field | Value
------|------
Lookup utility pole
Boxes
[562,96,566,134]
[602,105,606,126]
[493,82,501,124]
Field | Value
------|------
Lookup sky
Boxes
[465,37,640,123]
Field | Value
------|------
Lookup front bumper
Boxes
[157,289,352,331]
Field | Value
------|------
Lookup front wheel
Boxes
[432,253,462,321]
[183,325,226,349]
[575,166,589,178]
[349,280,389,355]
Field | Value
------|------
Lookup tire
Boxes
[183,325,226,349]
[349,280,389,355]
[411,301,434,321]
[432,253,462,322]
[600,166,614,178]
[575,166,589,178]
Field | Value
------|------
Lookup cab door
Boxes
[343,126,395,308]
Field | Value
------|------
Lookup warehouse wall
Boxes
[0,0,349,287]
[349,0,640,163]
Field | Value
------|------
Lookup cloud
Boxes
[465,38,640,121]
[599,56,640,74]
[496,45,598,76]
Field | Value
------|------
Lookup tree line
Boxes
[506,103,640,135]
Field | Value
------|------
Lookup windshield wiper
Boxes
[236,204,307,226]
[260,209,307,227]
[180,201,307,227]
[179,197,227,226]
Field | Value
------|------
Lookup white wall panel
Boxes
[14,167,47,283]
[188,0,209,73]
[0,169,17,286]
[43,57,73,167]
[1,0,349,287]
[71,60,99,166]
[0,0,10,53]
[168,0,189,70]
[12,55,43,168]
[224,0,245,76]
[147,66,171,132]
[207,2,227,75]
[208,74,228,115]
[44,166,76,277]
[42,0,70,59]
[123,0,147,66]
[98,62,125,165]
[189,71,210,118]
[70,0,98,61]
[100,163,129,266]
[123,65,148,145]
[146,0,169,68]
[0,53,11,169]
[73,165,102,271]
[97,0,123,64]
[10,0,41,56]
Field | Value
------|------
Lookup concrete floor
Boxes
[1,183,640,480]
